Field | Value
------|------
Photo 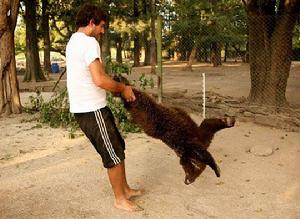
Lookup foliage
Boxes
[24,89,79,136]
[293,24,300,48]
[134,73,154,90]
[164,0,247,60]
[105,58,154,134]
[14,0,250,63]
[104,56,132,75]
[15,18,26,55]
[106,93,141,134]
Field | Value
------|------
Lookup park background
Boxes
[1,0,300,218]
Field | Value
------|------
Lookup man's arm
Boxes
[89,58,135,102]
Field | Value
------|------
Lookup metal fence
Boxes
[142,14,300,130]
[106,10,300,128]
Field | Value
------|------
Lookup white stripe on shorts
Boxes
[94,109,121,165]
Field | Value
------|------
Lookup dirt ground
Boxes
[1,62,300,218]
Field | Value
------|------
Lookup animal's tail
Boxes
[190,147,220,177]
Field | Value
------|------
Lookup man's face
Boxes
[91,20,105,40]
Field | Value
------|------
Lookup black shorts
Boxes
[74,106,125,168]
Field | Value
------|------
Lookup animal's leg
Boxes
[180,155,206,185]
[198,117,235,148]
[189,146,220,177]
[199,117,235,132]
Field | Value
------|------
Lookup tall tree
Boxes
[133,0,141,67]
[244,0,300,106]
[41,0,51,76]
[150,0,157,73]
[0,0,22,115]
[100,0,112,63]
[142,0,151,66]
[23,0,46,81]
[210,0,222,67]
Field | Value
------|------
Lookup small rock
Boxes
[216,181,225,186]
[243,111,253,117]
[293,118,300,127]
[255,208,263,213]
[250,146,274,157]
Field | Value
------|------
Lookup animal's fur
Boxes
[114,75,235,184]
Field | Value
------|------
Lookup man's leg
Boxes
[120,161,144,199]
[107,163,143,212]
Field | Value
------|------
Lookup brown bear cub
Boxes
[114,75,235,185]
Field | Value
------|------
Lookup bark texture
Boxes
[245,0,300,107]
[0,0,22,115]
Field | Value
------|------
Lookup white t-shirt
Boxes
[66,32,107,113]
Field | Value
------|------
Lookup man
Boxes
[66,3,143,212]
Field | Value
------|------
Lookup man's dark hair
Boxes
[75,3,107,29]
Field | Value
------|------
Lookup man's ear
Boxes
[89,19,95,26]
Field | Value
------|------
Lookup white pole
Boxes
[202,73,206,119]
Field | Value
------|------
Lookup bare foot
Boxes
[125,188,145,199]
[114,199,143,212]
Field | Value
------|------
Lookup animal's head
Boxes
[111,74,131,97]
[181,160,207,185]
[113,74,131,85]
[180,145,221,185]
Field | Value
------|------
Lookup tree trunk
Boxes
[116,34,122,64]
[211,42,222,67]
[143,30,151,66]
[224,43,228,62]
[142,0,151,66]
[244,41,249,63]
[133,34,141,67]
[133,0,140,67]
[42,0,51,76]
[248,14,272,104]
[268,14,297,106]
[0,0,22,115]
[247,3,299,107]
[185,47,196,71]
[101,19,111,65]
[150,0,156,74]
[23,0,46,82]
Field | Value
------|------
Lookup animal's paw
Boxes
[215,165,221,177]
[222,116,236,127]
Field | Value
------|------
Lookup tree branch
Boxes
[50,46,65,56]
[50,15,68,38]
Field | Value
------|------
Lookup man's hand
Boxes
[121,86,136,102]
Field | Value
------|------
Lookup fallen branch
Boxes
[52,68,66,92]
